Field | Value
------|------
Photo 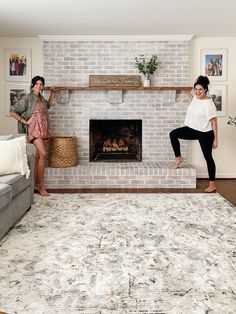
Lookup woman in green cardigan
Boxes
[10,76,56,196]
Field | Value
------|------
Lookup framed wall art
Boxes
[201,49,227,81]
[209,84,226,116]
[5,84,29,116]
[5,49,31,81]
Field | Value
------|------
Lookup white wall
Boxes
[0,38,43,135]
[190,37,236,178]
[0,36,235,178]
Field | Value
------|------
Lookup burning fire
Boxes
[103,138,128,152]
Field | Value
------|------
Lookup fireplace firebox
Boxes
[89,119,142,161]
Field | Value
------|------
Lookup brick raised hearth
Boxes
[43,38,196,189]
[45,162,196,189]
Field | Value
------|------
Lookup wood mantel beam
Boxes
[44,86,192,91]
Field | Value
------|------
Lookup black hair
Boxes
[31,76,45,89]
[194,75,210,93]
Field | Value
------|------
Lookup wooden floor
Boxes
[194,179,236,206]
[48,179,236,207]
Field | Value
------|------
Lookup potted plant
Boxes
[227,116,236,126]
[135,54,159,87]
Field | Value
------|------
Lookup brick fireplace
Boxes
[43,38,196,189]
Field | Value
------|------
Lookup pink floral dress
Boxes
[28,100,50,143]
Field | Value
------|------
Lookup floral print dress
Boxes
[27,100,50,142]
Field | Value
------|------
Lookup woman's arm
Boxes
[10,112,28,125]
[210,117,218,149]
[47,87,57,108]
[187,88,194,100]
[10,96,28,125]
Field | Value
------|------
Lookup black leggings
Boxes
[169,126,216,181]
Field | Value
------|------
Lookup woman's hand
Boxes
[212,138,218,149]
[210,117,218,149]
[25,117,33,125]
[50,86,57,93]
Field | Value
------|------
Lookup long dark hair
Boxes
[31,76,45,90]
[194,75,210,93]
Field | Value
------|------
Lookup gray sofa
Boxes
[0,136,34,239]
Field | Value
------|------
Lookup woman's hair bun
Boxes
[195,75,209,86]
[194,75,210,92]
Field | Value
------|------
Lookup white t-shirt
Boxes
[184,96,217,132]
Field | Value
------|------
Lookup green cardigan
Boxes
[10,92,50,134]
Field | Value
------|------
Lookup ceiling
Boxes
[1,0,236,38]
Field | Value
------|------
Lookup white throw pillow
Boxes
[0,134,14,141]
[0,136,30,179]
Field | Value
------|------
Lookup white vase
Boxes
[143,77,151,87]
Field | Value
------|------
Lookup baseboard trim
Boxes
[46,188,198,193]
[197,174,236,179]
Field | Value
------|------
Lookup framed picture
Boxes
[5,84,29,116]
[201,49,227,81]
[5,49,31,81]
[209,84,226,116]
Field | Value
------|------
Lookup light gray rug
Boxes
[0,193,236,314]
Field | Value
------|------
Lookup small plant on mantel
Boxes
[135,54,159,86]
[227,116,236,126]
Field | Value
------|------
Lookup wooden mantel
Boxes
[44,86,192,91]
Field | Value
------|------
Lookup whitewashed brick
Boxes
[43,40,195,188]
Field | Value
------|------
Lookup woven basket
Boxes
[48,136,78,168]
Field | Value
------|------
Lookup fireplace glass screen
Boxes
[89,119,142,161]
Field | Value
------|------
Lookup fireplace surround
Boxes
[43,38,196,189]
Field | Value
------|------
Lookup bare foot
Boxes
[38,186,50,197]
[204,181,216,193]
[171,157,184,169]
[204,186,216,193]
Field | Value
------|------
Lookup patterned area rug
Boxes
[0,193,236,314]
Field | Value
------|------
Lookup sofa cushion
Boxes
[0,174,30,198]
[0,184,12,211]
[0,136,30,178]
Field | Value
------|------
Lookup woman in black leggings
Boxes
[170,76,218,193]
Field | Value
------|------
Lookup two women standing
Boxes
[10,75,218,195]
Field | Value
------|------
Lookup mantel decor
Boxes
[89,75,140,87]
[135,54,159,87]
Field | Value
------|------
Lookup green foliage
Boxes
[135,54,159,79]
[227,116,236,126]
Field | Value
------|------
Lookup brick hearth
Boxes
[45,161,196,189]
